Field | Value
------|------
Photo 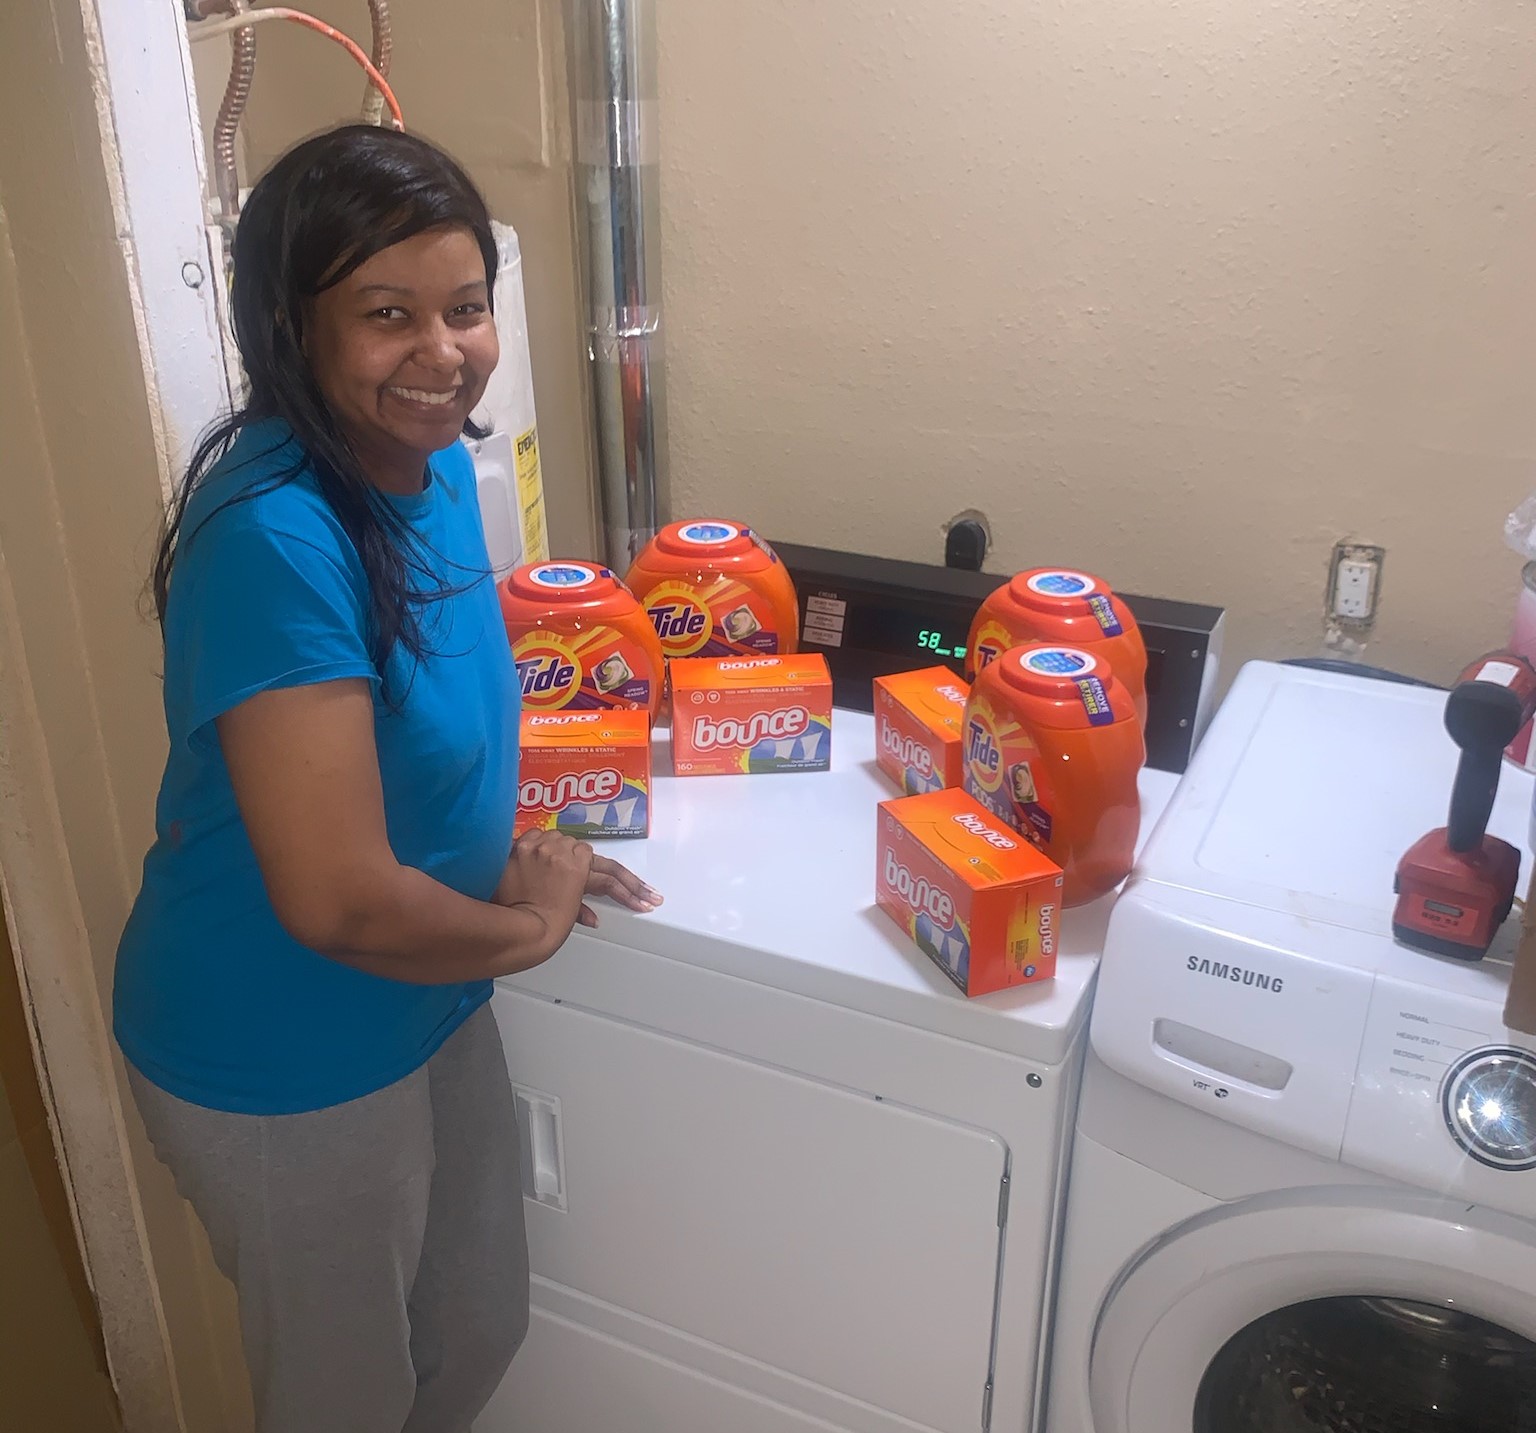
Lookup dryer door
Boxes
[1088,1188,1536,1433]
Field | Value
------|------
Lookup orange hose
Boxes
[189,7,404,130]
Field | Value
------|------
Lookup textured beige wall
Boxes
[657,0,1536,681]
[0,1,249,1426]
[0,915,119,1431]
[216,0,598,557]
[215,2,1535,676]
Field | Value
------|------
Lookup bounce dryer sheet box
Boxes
[669,653,833,776]
[876,788,1064,997]
[514,709,651,839]
[873,667,969,795]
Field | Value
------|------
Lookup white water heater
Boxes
[469,221,548,577]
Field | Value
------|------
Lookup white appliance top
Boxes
[1141,661,1534,963]
[575,710,1176,1068]
[1093,661,1536,1217]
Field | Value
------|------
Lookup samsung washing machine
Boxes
[1046,661,1536,1433]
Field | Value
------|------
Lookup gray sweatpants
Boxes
[128,1004,529,1433]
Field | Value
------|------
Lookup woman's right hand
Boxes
[495,830,595,958]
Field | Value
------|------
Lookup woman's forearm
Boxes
[289,861,574,985]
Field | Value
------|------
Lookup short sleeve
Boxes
[166,519,379,749]
[433,440,490,549]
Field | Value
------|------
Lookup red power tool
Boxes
[1393,651,1536,959]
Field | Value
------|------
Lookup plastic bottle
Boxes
[965,569,1148,726]
[498,561,665,718]
[963,644,1144,906]
[624,520,800,660]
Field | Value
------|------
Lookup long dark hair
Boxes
[152,124,498,687]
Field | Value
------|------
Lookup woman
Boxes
[113,125,657,1433]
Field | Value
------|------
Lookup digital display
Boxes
[816,592,1170,689]
[844,602,971,664]
[778,540,1219,776]
[916,629,968,660]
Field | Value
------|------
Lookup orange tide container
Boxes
[624,520,800,661]
[965,569,1148,725]
[498,560,665,718]
[962,644,1144,907]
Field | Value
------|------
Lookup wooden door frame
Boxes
[0,0,235,1427]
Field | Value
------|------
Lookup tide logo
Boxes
[965,712,1004,792]
[519,767,623,812]
[693,706,809,751]
[883,851,957,930]
[951,809,1016,850]
[880,722,934,779]
[645,582,712,655]
[515,637,581,707]
[972,620,1013,672]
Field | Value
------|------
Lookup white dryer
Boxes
[479,712,1177,1433]
[1047,662,1536,1433]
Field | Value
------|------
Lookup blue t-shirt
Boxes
[114,420,519,1115]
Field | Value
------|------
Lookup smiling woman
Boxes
[306,228,500,496]
[113,126,660,1433]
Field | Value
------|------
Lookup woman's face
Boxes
[305,225,499,489]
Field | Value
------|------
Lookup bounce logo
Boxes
[645,581,712,656]
[526,712,602,728]
[515,637,581,707]
[519,767,623,812]
[693,706,809,751]
[965,712,1004,792]
[881,724,934,778]
[951,809,1016,851]
[882,851,956,930]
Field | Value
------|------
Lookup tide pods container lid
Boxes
[1006,568,1103,608]
[986,645,1133,730]
[501,560,637,615]
[1005,568,1131,632]
[646,520,778,570]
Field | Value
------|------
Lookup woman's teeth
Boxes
[389,387,459,406]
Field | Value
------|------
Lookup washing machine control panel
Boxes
[1442,1047,1536,1172]
[1341,975,1536,1218]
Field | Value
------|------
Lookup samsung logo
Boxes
[1187,956,1284,994]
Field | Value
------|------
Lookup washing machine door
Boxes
[1089,1186,1536,1433]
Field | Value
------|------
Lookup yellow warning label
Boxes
[514,425,549,564]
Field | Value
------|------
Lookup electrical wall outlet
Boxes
[1326,542,1385,626]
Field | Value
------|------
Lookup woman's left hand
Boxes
[576,855,662,928]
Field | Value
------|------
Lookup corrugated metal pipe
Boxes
[567,0,667,572]
[359,0,393,126]
[199,0,256,223]
[188,0,394,225]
